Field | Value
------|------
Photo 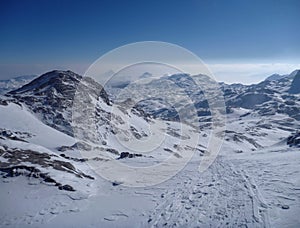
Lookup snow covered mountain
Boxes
[225,71,300,120]
[264,69,299,81]
[7,70,110,136]
[265,73,286,81]
[0,69,300,227]
[106,69,300,122]
[289,70,300,94]
[0,75,36,94]
[0,70,205,190]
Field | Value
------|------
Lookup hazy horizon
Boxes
[1,62,299,85]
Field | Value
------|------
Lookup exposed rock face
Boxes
[118,152,142,159]
[0,146,93,179]
[287,132,300,147]
[0,145,94,191]
[8,70,110,136]
[289,71,300,94]
[228,93,272,109]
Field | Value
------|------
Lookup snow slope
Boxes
[0,103,75,149]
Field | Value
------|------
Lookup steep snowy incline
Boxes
[0,102,75,149]
[0,102,96,191]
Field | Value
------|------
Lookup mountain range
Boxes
[0,69,299,227]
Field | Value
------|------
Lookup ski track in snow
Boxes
[146,157,270,228]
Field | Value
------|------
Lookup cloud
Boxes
[207,63,300,84]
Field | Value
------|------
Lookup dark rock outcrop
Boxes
[118,152,142,159]
[8,70,110,136]
[287,132,300,147]
[289,72,300,94]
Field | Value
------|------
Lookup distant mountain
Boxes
[265,69,300,81]
[105,70,300,122]
[265,73,286,81]
[139,72,152,79]
[289,69,300,78]
[0,74,37,94]
[105,73,223,124]
[289,71,300,94]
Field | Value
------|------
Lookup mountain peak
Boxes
[289,70,300,94]
[264,69,300,82]
[265,73,284,81]
[8,70,82,95]
[289,69,300,78]
[7,70,110,135]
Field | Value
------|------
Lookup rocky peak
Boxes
[9,70,81,95]
[8,70,110,135]
[289,71,300,94]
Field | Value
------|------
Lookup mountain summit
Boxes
[289,70,300,94]
[8,70,110,135]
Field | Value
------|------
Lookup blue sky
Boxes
[0,0,299,83]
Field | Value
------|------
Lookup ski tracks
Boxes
[146,157,270,227]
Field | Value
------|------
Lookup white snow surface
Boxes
[0,103,299,227]
[0,103,76,149]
